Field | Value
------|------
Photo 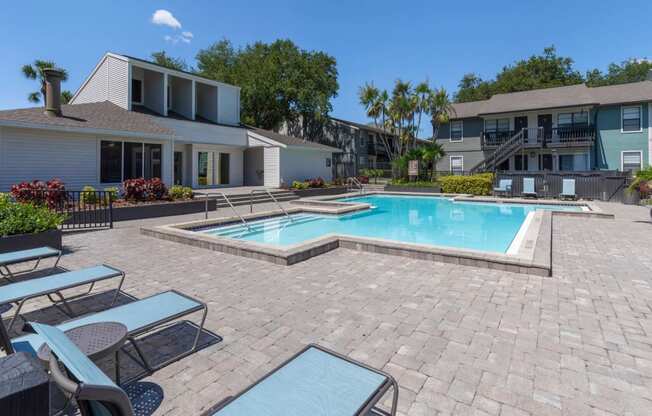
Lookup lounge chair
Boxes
[0,246,62,283]
[7,290,207,378]
[27,322,396,416]
[0,265,125,332]
[493,179,512,197]
[522,177,537,198]
[560,178,576,200]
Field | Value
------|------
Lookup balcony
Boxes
[481,126,595,150]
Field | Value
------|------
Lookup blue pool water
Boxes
[199,195,582,253]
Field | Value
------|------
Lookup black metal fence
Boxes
[495,171,631,201]
[17,190,114,230]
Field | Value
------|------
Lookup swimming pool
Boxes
[198,195,582,253]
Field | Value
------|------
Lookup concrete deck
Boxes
[2,201,652,416]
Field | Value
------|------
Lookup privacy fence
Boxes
[495,171,631,202]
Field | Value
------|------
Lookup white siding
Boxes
[196,82,218,122]
[107,56,129,109]
[264,147,281,188]
[155,117,248,147]
[217,85,240,126]
[0,127,98,191]
[279,148,333,186]
[71,56,109,104]
[169,76,193,119]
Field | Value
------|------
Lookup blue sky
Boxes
[1,0,651,134]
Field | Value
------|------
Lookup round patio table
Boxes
[37,321,127,384]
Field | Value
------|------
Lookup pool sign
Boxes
[408,160,419,177]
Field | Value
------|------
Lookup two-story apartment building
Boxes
[436,73,652,174]
[0,53,339,191]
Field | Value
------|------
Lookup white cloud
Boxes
[164,31,193,45]
[182,31,193,39]
[151,9,181,29]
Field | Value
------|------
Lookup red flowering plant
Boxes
[307,177,325,188]
[10,178,67,209]
[122,178,168,201]
[144,178,168,200]
[356,175,370,184]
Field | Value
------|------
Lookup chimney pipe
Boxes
[43,68,64,117]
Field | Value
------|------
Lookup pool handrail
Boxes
[202,192,251,230]
[249,189,292,222]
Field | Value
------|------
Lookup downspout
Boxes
[592,107,599,170]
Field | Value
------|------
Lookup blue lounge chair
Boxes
[8,290,207,379]
[0,265,125,332]
[0,246,62,283]
[522,177,537,198]
[493,179,512,197]
[560,179,576,200]
[27,321,395,416]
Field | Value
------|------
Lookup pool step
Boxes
[207,214,319,237]
[208,191,299,209]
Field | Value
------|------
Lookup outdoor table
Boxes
[37,321,127,384]
[204,344,398,416]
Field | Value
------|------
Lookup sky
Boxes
[1,0,651,136]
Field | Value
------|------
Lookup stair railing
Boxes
[250,189,292,221]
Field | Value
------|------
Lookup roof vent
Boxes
[43,68,65,117]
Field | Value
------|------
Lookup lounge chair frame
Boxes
[3,264,125,332]
[522,177,538,198]
[201,343,399,416]
[493,179,513,198]
[0,247,62,283]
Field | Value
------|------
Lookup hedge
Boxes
[0,194,66,236]
[439,173,494,196]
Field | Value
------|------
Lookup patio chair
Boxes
[27,322,396,416]
[522,177,537,198]
[560,179,576,200]
[0,246,62,283]
[0,265,125,332]
[8,290,207,378]
[493,179,512,197]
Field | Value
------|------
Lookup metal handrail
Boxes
[249,189,292,221]
[346,177,365,194]
[202,192,251,230]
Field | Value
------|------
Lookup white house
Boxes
[0,53,339,191]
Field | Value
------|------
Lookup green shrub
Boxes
[389,179,439,187]
[80,185,98,205]
[439,173,494,195]
[291,181,309,190]
[169,185,194,200]
[103,187,119,202]
[0,200,65,236]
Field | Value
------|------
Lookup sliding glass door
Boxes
[197,151,215,186]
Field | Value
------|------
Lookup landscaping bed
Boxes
[69,198,217,222]
[384,185,442,193]
[292,186,348,197]
[0,228,62,253]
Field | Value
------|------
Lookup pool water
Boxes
[199,195,582,253]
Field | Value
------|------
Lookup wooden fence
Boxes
[495,171,631,202]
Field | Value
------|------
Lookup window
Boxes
[100,141,122,183]
[558,111,588,127]
[559,153,589,171]
[484,118,510,132]
[622,151,643,172]
[131,79,143,104]
[450,120,463,141]
[197,152,214,186]
[326,158,331,167]
[450,156,464,174]
[100,140,163,183]
[622,106,642,132]
[514,155,529,171]
[219,153,230,185]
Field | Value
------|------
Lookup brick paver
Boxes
[4,201,652,416]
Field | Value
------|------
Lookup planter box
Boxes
[0,229,62,254]
[292,187,349,197]
[384,185,442,193]
[112,199,217,222]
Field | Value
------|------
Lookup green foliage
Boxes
[151,51,189,71]
[439,173,494,196]
[455,47,584,102]
[103,187,119,202]
[291,181,309,190]
[21,59,69,104]
[361,169,384,178]
[586,59,652,87]
[0,198,65,236]
[169,185,194,200]
[196,39,338,133]
[389,179,439,187]
[627,166,652,195]
[80,185,97,205]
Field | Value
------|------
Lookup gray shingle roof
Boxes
[450,80,652,118]
[0,101,175,137]
[249,127,342,152]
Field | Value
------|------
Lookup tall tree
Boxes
[196,39,338,134]
[454,46,584,102]
[427,88,455,140]
[586,59,652,86]
[21,60,72,105]
[151,51,189,71]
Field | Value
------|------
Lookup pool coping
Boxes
[141,192,613,276]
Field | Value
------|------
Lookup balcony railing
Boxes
[481,126,595,149]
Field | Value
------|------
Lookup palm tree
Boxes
[428,88,456,141]
[21,60,69,105]
[421,142,445,180]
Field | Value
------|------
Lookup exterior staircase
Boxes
[212,189,299,209]
[470,129,527,173]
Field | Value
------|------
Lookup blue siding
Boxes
[594,104,649,170]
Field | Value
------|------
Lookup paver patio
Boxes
[3,201,652,416]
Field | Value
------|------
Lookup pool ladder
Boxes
[249,189,292,222]
[202,192,252,231]
[346,177,365,194]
